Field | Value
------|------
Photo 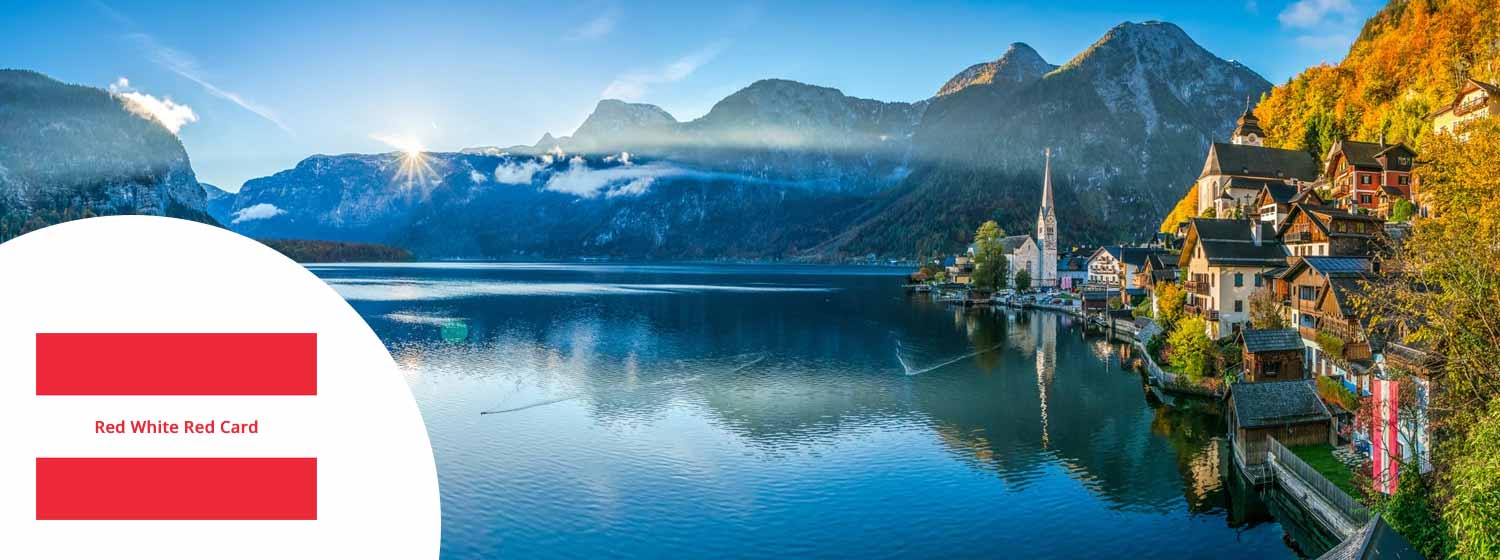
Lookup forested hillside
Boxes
[1255,0,1500,157]
[1160,0,1500,231]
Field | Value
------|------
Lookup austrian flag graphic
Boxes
[34,333,318,521]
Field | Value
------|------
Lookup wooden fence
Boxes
[1266,436,1370,526]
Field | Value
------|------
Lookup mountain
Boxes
[935,43,1057,97]
[211,21,1267,260]
[825,21,1270,258]
[217,150,867,259]
[0,69,216,240]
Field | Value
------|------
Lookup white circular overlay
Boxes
[0,216,439,558]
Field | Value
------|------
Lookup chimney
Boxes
[1251,220,1262,246]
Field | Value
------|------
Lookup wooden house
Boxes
[1276,203,1386,258]
[1325,140,1416,212]
[1431,78,1500,138]
[1228,380,1334,475]
[1239,328,1305,382]
[1252,181,1322,228]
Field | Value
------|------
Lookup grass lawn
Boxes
[1290,444,1360,498]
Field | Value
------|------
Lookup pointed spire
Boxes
[1040,147,1054,215]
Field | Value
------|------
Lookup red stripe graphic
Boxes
[36,457,317,520]
[36,333,317,395]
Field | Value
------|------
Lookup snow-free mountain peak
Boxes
[936,42,1056,97]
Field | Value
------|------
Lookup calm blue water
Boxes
[310,263,1301,559]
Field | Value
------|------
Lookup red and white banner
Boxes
[0,217,438,559]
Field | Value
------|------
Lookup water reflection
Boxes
[317,263,1298,559]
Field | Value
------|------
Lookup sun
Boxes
[371,133,439,189]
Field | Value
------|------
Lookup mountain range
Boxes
[0,69,215,241]
[2,21,1271,260]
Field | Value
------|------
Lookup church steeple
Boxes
[1039,147,1054,218]
[1232,97,1265,146]
[1036,147,1058,288]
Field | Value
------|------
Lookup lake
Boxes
[309,263,1303,559]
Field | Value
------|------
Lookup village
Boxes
[906,78,1500,558]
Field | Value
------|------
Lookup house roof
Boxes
[1430,78,1500,118]
[1258,181,1300,205]
[1231,380,1331,428]
[1276,204,1386,240]
[1324,277,1366,315]
[1117,246,1168,268]
[1201,142,1320,181]
[1289,188,1323,205]
[1227,177,1289,192]
[999,234,1035,253]
[1302,256,1373,278]
[1180,218,1288,268]
[1317,514,1424,560]
[1328,140,1388,169]
[1144,253,1178,271]
[1241,329,1303,353]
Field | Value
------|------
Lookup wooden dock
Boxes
[1264,436,1369,540]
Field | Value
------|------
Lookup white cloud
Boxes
[494,160,546,184]
[566,6,618,40]
[601,41,728,101]
[108,77,197,133]
[1278,0,1355,29]
[603,151,632,165]
[125,32,293,134]
[469,169,487,184]
[231,203,286,224]
[544,157,683,198]
[605,177,653,198]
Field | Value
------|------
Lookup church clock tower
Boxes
[1036,148,1058,288]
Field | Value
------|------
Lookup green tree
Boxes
[970,220,1008,293]
[1132,298,1152,320]
[1375,466,1452,559]
[1014,267,1031,292]
[1389,198,1416,223]
[1445,403,1500,559]
[1155,282,1187,329]
[1248,287,1286,329]
[1167,316,1213,381]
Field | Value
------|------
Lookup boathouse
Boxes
[1239,328,1305,382]
[1228,380,1333,478]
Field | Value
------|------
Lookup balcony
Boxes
[1184,303,1218,322]
[1287,230,1313,242]
[1183,280,1209,296]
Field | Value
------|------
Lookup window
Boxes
[1234,273,1243,287]
[1399,176,1410,186]
[1255,274,1263,287]
[1300,286,1315,301]
[1360,194,1373,204]
[1234,300,1243,313]
[1360,174,1372,185]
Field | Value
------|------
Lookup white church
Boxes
[996,148,1059,289]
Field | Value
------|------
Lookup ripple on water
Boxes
[324,265,1300,560]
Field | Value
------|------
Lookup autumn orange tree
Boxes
[1255,0,1500,157]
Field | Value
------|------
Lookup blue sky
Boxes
[0,0,1379,190]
